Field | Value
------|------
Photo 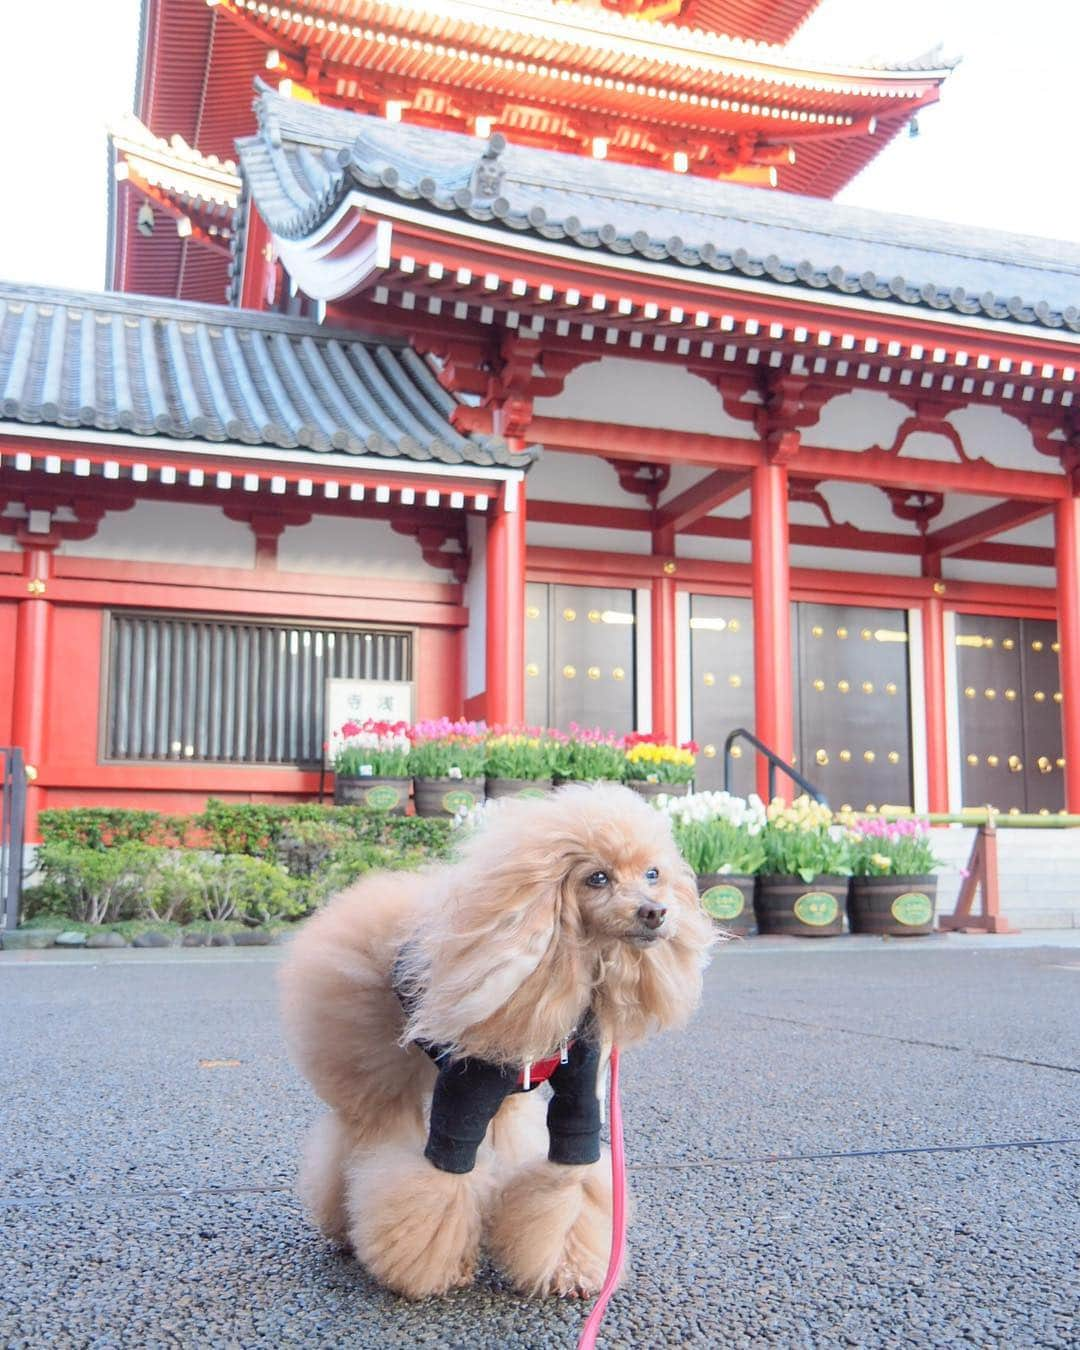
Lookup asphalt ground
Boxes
[1,934,1078,1349]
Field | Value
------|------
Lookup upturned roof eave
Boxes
[240,95,1080,340]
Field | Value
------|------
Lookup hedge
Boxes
[24,801,455,928]
[38,802,453,859]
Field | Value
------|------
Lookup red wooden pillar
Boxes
[1056,495,1080,812]
[485,477,526,725]
[11,542,54,840]
[922,593,951,813]
[238,204,274,311]
[651,525,677,742]
[751,462,792,800]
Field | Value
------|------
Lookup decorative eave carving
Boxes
[0,491,135,549]
[869,396,969,463]
[788,478,837,528]
[1025,410,1080,490]
[390,516,470,583]
[606,459,671,509]
[433,333,598,440]
[223,506,314,567]
[704,372,827,462]
[884,487,945,535]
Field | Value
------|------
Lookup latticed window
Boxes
[103,613,412,766]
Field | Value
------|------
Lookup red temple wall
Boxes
[2,554,466,821]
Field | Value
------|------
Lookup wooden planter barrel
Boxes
[485,777,552,800]
[333,775,411,814]
[848,875,937,936]
[754,875,848,937]
[413,776,486,817]
[627,780,691,801]
[697,873,756,935]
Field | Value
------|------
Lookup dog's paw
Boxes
[298,1111,354,1246]
[486,1156,618,1298]
[346,1145,487,1299]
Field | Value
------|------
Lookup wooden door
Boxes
[795,604,913,811]
[955,614,1063,812]
[688,594,755,795]
[525,582,636,733]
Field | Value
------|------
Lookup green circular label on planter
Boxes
[891,891,933,926]
[441,788,478,814]
[793,891,839,926]
[364,784,402,810]
[700,884,745,921]
[516,787,547,799]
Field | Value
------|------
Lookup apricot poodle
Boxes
[278,782,715,1300]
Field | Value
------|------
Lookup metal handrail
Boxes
[722,727,827,806]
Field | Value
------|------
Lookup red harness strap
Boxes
[517,1043,574,1090]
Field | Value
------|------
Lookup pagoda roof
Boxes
[134,0,948,199]
[0,282,529,468]
[108,118,241,304]
[562,1,822,46]
[648,0,822,45]
[241,91,1080,337]
[111,116,241,213]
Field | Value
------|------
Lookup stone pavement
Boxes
[1,934,1077,1349]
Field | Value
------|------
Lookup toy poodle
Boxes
[279,782,715,1300]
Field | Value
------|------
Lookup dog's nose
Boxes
[637,901,667,930]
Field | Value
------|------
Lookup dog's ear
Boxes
[404,873,564,1047]
[398,803,587,1062]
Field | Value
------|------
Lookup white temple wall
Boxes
[801,390,908,451]
[60,500,254,567]
[0,532,14,551]
[526,520,651,556]
[941,559,1055,587]
[809,480,917,533]
[704,490,749,520]
[278,515,445,579]
[525,450,627,503]
[948,405,1050,472]
[788,545,922,578]
[996,518,1054,546]
[534,356,751,436]
[659,463,716,505]
[673,534,751,564]
[802,390,1054,475]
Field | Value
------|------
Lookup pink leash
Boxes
[577,1046,626,1350]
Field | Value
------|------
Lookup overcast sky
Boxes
[0,0,1075,294]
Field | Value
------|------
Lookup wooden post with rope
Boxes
[937,810,1018,934]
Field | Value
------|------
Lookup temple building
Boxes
[2,0,1078,838]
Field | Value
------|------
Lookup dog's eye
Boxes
[645,867,660,883]
[586,870,610,888]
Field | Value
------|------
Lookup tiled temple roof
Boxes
[240,89,1080,335]
[0,282,531,468]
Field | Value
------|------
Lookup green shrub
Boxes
[143,851,205,924]
[183,853,306,926]
[272,818,354,877]
[195,800,453,863]
[38,808,188,850]
[38,802,454,867]
[28,804,454,929]
[33,841,163,924]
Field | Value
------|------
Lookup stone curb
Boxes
[1,927,293,951]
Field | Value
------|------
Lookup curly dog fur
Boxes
[279,783,715,1299]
